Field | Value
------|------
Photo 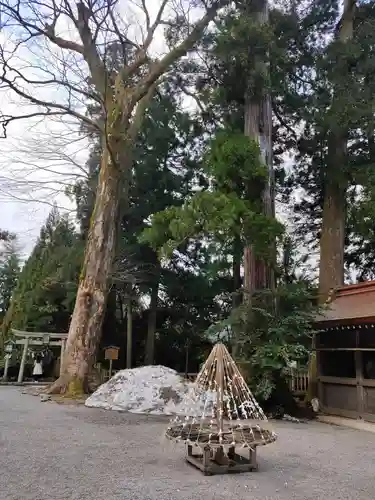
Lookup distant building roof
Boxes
[317,281,375,326]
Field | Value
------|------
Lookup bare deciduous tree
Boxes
[0,0,229,394]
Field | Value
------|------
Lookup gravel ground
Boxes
[1,387,375,500]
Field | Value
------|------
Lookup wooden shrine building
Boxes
[316,281,375,421]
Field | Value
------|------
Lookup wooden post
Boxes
[17,337,29,383]
[215,344,225,435]
[355,350,364,417]
[202,446,210,469]
[317,348,324,407]
[309,333,318,401]
[3,355,10,380]
[109,358,113,379]
[249,447,258,469]
[185,341,189,377]
[126,298,132,369]
[355,330,364,417]
[60,339,66,376]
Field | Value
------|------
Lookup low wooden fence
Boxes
[287,368,309,396]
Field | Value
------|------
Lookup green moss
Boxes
[65,376,86,398]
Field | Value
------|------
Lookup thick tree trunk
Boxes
[145,277,159,365]
[308,0,356,401]
[232,0,274,360]
[318,171,346,301]
[47,145,121,395]
[243,97,274,293]
[318,0,355,303]
[243,0,274,300]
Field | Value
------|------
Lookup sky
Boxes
[0,114,86,258]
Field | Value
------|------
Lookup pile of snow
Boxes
[85,365,195,415]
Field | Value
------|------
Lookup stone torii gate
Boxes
[12,329,68,383]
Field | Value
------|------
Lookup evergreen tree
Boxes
[278,1,375,282]
[0,239,20,321]
[0,237,20,350]
[10,207,83,333]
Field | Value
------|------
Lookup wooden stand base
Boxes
[185,444,258,476]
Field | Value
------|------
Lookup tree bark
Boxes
[318,168,346,301]
[145,275,160,365]
[243,0,274,300]
[232,0,274,360]
[232,242,242,309]
[230,238,243,359]
[47,144,122,395]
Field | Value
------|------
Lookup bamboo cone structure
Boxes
[165,343,276,474]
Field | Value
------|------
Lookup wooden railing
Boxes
[287,368,309,396]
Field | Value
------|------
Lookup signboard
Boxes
[42,334,50,345]
[105,347,119,361]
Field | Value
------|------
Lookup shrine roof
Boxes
[317,281,375,326]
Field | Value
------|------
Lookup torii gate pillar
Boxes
[17,337,30,383]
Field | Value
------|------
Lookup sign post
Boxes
[104,346,120,379]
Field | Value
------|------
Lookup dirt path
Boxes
[1,387,375,500]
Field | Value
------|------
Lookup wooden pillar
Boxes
[17,337,29,383]
[355,330,364,417]
[60,339,66,376]
[316,332,323,406]
[355,350,364,417]
[249,446,258,470]
[3,355,10,380]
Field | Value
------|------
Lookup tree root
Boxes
[44,375,87,398]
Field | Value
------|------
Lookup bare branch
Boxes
[0,69,99,135]
[143,0,169,51]
[178,82,206,113]
[0,0,85,53]
[141,0,151,31]
[272,101,298,144]
[133,1,225,104]
[122,0,170,82]
[7,63,101,103]
[74,1,107,94]
[0,111,67,138]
